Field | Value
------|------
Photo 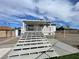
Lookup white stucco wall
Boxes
[15,30,18,37]
[21,22,26,34]
[42,25,49,35]
[42,25,56,36]
[48,26,56,35]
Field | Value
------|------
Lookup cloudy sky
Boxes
[0,0,79,29]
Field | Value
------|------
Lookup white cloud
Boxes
[69,2,79,23]
[0,0,79,28]
[75,2,79,10]
[37,0,73,21]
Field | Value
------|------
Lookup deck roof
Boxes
[23,20,50,25]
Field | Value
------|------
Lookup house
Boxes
[0,26,15,38]
[21,20,56,36]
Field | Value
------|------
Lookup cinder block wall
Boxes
[56,30,79,34]
[0,31,15,38]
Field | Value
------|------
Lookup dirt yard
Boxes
[55,32,79,49]
[0,37,19,48]
[0,30,79,49]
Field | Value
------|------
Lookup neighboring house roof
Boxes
[0,26,14,31]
